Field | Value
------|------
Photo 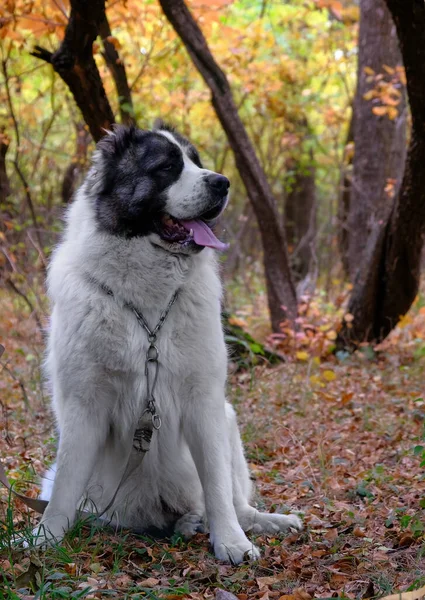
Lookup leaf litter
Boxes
[1,290,425,599]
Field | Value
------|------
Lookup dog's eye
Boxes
[162,164,173,172]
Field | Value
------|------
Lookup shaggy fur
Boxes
[34,124,302,563]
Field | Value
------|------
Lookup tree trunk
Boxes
[337,0,425,350]
[31,0,114,142]
[61,123,91,204]
[99,16,135,126]
[284,157,316,283]
[337,112,354,278]
[158,0,297,332]
[347,0,406,281]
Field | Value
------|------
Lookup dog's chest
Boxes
[102,288,226,408]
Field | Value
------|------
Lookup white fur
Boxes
[33,132,302,563]
[160,130,219,220]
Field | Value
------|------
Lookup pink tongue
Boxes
[181,219,229,251]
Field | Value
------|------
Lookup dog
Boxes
[34,122,302,563]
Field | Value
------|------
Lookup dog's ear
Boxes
[96,125,141,159]
[153,118,174,132]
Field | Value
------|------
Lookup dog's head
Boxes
[88,122,229,254]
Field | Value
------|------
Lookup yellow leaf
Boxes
[326,330,337,340]
[363,66,375,75]
[106,35,122,50]
[398,314,412,328]
[296,351,309,361]
[383,64,395,75]
[322,370,336,382]
[372,106,388,117]
[387,106,398,120]
[363,90,377,101]
[310,375,325,388]
[396,66,407,85]
[344,313,354,322]
[228,317,247,328]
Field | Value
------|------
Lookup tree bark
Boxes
[158,0,297,331]
[61,123,91,204]
[337,112,354,278]
[284,157,316,283]
[99,16,135,126]
[338,0,425,349]
[347,0,406,281]
[31,0,114,142]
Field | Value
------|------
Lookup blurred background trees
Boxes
[0,0,423,352]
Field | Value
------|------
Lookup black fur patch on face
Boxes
[91,125,184,238]
[153,119,203,168]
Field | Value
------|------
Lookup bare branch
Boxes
[1,58,45,257]
[99,16,135,125]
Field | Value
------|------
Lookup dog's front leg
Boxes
[32,404,108,546]
[183,392,260,564]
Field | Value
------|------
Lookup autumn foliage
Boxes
[1,0,425,598]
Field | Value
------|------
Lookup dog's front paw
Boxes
[213,532,261,564]
[28,516,68,548]
[251,512,303,535]
[238,507,303,536]
[175,512,207,538]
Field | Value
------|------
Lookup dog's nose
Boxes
[206,174,230,196]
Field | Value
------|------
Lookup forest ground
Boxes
[1,285,425,600]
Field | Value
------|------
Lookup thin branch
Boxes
[1,58,45,256]
[6,278,44,335]
[26,230,48,270]
[31,105,61,178]
[259,0,268,19]
[99,15,135,125]
[0,246,17,271]
[51,0,69,20]
[0,358,31,410]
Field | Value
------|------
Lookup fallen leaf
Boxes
[137,577,160,588]
[323,369,336,381]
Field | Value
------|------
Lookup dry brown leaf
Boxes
[379,585,425,600]
[257,575,285,589]
[324,528,338,541]
[353,526,367,537]
[137,577,160,588]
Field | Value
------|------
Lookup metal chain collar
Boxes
[86,274,179,453]
[130,291,178,452]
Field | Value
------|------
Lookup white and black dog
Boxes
[35,122,302,563]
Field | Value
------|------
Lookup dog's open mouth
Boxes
[159,213,228,251]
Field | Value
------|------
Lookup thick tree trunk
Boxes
[284,158,316,283]
[347,0,406,281]
[31,0,114,142]
[338,0,425,349]
[158,0,297,331]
